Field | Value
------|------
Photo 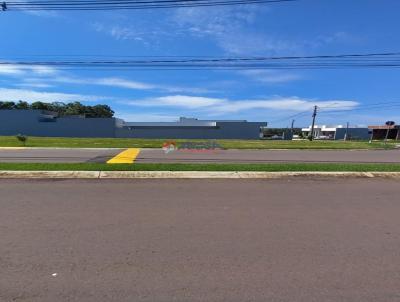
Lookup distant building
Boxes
[368,124,400,140]
[117,117,267,139]
[301,125,370,140]
[260,127,295,140]
[0,110,267,140]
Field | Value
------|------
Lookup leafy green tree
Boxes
[1,100,114,118]
[88,104,114,118]
[14,101,30,110]
[49,102,67,116]
[0,101,16,109]
[31,101,51,110]
[64,102,86,116]
[16,134,28,146]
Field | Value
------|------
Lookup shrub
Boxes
[16,134,28,146]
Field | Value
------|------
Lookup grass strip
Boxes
[1,162,400,172]
[0,136,397,149]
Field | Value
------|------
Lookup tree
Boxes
[49,102,67,116]
[14,101,30,110]
[0,100,114,118]
[31,101,51,110]
[16,134,28,146]
[88,104,114,118]
[64,102,86,116]
[0,101,16,109]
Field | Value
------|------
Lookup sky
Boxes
[1,0,400,127]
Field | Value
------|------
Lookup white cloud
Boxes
[124,95,359,114]
[239,70,302,84]
[0,64,58,76]
[96,77,211,93]
[91,22,172,44]
[93,23,138,41]
[15,82,54,89]
[172,6,296,56]
[95,77,155,90]
[126,95,225,109]
[47,75,212,94]
[30,66,58,75]
[0,88,106,103]
[115,112,179,122]
[207,98,358,114]
[23,10,59,17]
[0,65,25,75]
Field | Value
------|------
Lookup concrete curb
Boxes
[1,171,400,179]
[0,171,101,178]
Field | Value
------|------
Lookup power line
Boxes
[318,101,400,115]
[269,101,400,126]
[1,0,297,11]
[2,52,400,69]
[269,109,311,124]
[318,104,400,116]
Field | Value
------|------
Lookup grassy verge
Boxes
[0,136,398,149]
[1,163,400,172]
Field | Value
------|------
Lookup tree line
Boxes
[0,101,114,118]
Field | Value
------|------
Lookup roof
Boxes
[368,125,399,129]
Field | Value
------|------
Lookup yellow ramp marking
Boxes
[107,148,141,164]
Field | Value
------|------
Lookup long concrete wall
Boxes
[115,122,265,139]
[335,128,371,140]
[0,110,266,139]
[0,110,116,138]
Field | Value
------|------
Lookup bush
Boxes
[16,134,28,146]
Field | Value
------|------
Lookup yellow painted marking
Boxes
[107,148,141,164]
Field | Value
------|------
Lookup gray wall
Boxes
[115,122,266,139]
[0,110,266,139]
[335,128,371,140]
[0,110,116,138]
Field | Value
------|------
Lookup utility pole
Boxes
[290,119,295,140]
[384,121,395,145]
[344,121,349,141]
[309,105,317,141]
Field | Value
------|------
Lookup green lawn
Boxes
[1,162,400,172]
[0,135,398,149]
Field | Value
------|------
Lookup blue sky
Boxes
[1,0,400,127]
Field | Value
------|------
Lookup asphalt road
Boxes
[1,178,400,302]
[136,148,400,163]
[0,148,123,163]
[1,148,400,163]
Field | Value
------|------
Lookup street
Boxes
[1,148,400,163]
[1,178,400,301]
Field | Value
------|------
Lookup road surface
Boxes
[0,148,123,163]
[1,147,400,163]
[1,178,400,301]
[136,148,400,163]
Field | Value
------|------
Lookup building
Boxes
[0,109,116,138]
[0,110,267,140]
[368,124,400,140]
[117,117,267,139]
[260,128,295,140]
[301,125,370,140]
